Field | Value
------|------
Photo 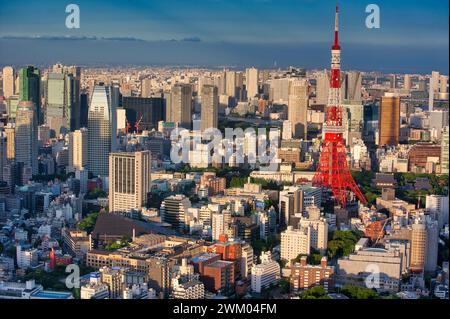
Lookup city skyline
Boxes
[0,0,448,73]
[0,0,448,305]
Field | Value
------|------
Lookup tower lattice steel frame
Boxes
[313,2,367,207]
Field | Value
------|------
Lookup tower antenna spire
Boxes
[333,0,340,49]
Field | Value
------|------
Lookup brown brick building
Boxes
[202,260,235,293]
[408,143,441,172]
[290,256,334,293]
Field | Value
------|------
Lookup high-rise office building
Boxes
[15,101,38,175]
[69,128,88,171]
[200,85,218,132]
[167,84,192,129]
[426,195,449,230]
[410,217,439,273]
[225,71,244,101]
[288,79,309,139]
[2,66,15,98]
[61,65,82,130]
[429,71,440,111]
[44,72,76,135]
[109,151,151,213]
[4,124,15,160]
[19,66,41,124]
[122,97,164,131]
[378,93,400,146]
[0,133,6,182]
[315,71,329,105]
[390,75,397,89]
[80,91,89,128]
[246,67,259,99]
[343,71,362,102]
[88,84,116,177]
[404,74,412,91]
[141,77,152,98]
[225,71,236,98]
[441,126,449,174]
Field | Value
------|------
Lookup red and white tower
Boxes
[313,2,367,207]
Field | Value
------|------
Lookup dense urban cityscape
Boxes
[0,1,448,303]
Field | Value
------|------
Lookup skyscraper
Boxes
[378,93,400,146]
[44,72,75,135]
[15,101,38,175]
[288,79,309,139]
[426,195,449,229]
[441,126,449,174]
[80,91,89,128]
[69,128,88,171]
[4,124,15,161]
[88,84,116,177]
[63,65,82,130]
[429,71,440,111]
[410,222,427,273]
[122,97,164,131]
[245,67,259,99]
[109,151,151,213]
[19,66,41,124]
[225,71,236,98]
[343,71,362,102]
[200,85,218,132]
[0,132,6,182]
[315,71,329,105]
[141,77,152,98]
[2,66,15,98]
[404,74,412,91]
[167,84,192,129]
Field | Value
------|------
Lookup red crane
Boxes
[312,2,367,207]
[125,118,131,134]
[134,115,144,134]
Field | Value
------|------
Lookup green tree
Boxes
[77,212,99,233]
[229,176,247,188]
[84,188,106,200]
[326,230,361,260]
[341,285,379,299]
[279,278,290,294]
[299,286,330,299]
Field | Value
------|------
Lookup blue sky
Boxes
[0,0,448,72]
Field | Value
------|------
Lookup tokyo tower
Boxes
[312,2,367,207]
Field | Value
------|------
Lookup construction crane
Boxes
[125,118,131,134]
[134,115,144,134]
[374,217,393,246]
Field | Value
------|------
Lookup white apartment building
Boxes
[251,251,280,293]
[16,246,38,269]
[281,226,311,264]
[426,195,449,229]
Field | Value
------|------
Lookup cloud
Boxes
[0,35,201,43]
